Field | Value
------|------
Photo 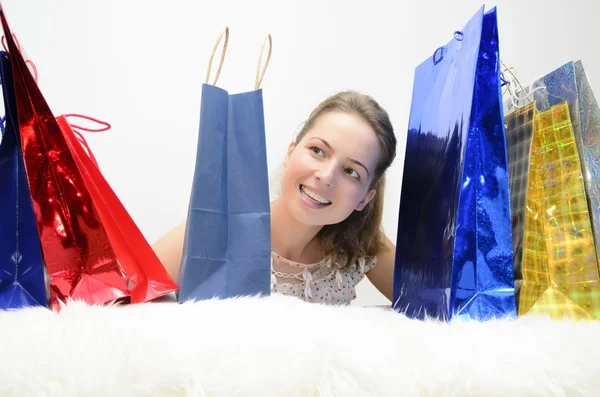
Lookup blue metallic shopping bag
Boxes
[392,7,516,321]
[0,51,47,309]
[177,30,272,301]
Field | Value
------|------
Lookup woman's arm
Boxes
[366,234,396,302]
[151,222,186,281]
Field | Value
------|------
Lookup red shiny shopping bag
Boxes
[57,115,178,303]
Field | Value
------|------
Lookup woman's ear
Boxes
[283,141,296,166]
[355,189,376,211]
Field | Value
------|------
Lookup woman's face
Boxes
[280,111,381,226]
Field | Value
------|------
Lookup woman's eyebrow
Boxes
[309,137,370,176]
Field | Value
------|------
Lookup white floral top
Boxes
[270,251,377,305]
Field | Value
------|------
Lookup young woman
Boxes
[153,91,398,304]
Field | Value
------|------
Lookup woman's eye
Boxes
[345,168,360,179]
[310,147,324,156]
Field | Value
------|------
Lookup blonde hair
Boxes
[293,91,397,269]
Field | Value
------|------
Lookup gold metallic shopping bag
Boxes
[520,101,600,320]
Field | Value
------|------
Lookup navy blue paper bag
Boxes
[177,30,272,301]
[392,7,516,321]
[0,51,47,309]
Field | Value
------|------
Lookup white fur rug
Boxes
[0,294,598,397]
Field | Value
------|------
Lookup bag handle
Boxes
[62,113,112,168]
[205,27,229,86]
[1,33,38,83]
[254,34,272,90]
[500,61,546,110]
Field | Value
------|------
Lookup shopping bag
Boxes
[0,50,47,309]
[177,29,272,301]
[574,61,600,257]
[504,102,536,302]
[519,100,600,320]
[56,115,179,303]
[392,7,516,321]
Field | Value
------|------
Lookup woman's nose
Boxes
[314,162,337,186]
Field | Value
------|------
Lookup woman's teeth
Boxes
[300,185,331,205]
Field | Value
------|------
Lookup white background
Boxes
[2,0,598,305]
